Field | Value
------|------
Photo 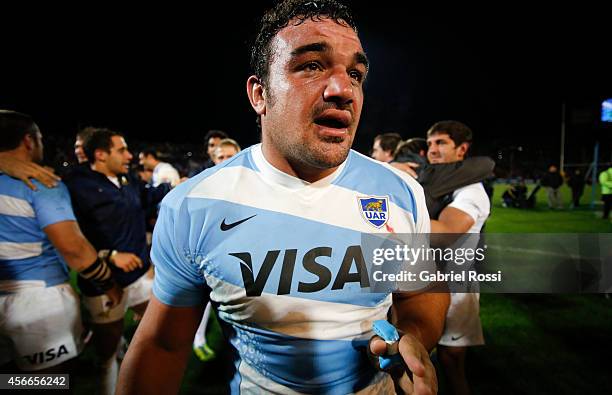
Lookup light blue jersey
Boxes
[0,174,75,293]
[152,144,430,394]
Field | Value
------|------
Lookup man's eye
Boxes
[302,62,322,71]
[349,70,363,82]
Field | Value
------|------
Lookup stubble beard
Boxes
[269,126,352,171]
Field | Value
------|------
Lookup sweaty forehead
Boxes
[273,17,363,56]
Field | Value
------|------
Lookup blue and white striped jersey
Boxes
[152,144,430,394]
[0,175,75,293]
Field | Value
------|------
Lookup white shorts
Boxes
[438,292,484,347]
[0,283,84,371]
[82,274,153,324]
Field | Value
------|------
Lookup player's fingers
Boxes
[39,173,59,188]
[394,371,414,395]
[398,336,426,378]
[134,255,143,268]
[21,177,37,191]
[412,364,437,395]
[368,335,388,356]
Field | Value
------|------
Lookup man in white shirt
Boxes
[138,149,180,187]
[427,120,490,395]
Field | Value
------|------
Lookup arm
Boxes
[0,152,60,190]
[391,291,449,351]
[369,290,449,395]
[44,220,122,306]
[430,206,475,234]
[44,220,97,272]
[117,296,204,395]
[420,156,495,199]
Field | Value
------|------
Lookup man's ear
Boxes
[23,134,35,152]
[457,142,469,159]
[246,75,266,116]
[94,148,107,163]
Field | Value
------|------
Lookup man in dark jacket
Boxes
[541,165,564,209]
[64,128,167,395]
[567,168,585,208]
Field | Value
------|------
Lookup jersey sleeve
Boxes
[32,182,77,229]
[151,198,209,307]
[449,184,490,224]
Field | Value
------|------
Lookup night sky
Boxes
[1,5,610,170]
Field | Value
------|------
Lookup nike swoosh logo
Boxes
[220,215,257,231]
[451,335,464,341]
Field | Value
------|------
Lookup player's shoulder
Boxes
[345,150,425,195]
[452,182,490,210]
[161,146,255,210]
[157,161,177,172]
[453,182,488,197]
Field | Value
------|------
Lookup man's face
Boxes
[213,145,238,165]
[207,137,222,158]
[74,137,87,164]
[138,153,156,171]
[258,17,367,172]
[104,136,133,176]
[371,138,392,162]
[427,133,467,164]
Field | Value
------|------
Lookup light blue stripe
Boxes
[0,254,68,285]
[0,216,43,243]
[333,151,418,223]
[227,323,377,394]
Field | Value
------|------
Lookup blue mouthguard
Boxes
[372,320,404,369]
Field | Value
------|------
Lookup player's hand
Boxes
[0,154,61,190]
[369,332,437,395]
[391,162,419,179]
[111,252,143,272]
[104,283,124,309]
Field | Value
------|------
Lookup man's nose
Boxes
[323,67,354,105]
[127,151,133,161]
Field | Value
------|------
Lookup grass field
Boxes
[70,183,611,394]
[452,183,612,395]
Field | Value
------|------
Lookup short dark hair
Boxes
[204,130,228,142]
[76,126,95,142]
[0,110,40,152]
[426,120,473,148]
[140,148,159,160]
[395,137,427,158]
[374,132,402,153]
[250,0,357,88]
[83,128,122,163]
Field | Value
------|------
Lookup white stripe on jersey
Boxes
[0,195,35,218]
[206,273,392,341]
[187,166,418,234]
[0,242,43,260]
[237,360,394,395]
[0,280,46,292]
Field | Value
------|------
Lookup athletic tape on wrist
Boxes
[79,256,115,291]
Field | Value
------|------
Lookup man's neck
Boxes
[91,162,117,178]
[261,143,338,184]
[2,148,31,163]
